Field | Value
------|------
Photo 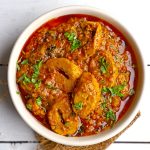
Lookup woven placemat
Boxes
[36,112,140,150]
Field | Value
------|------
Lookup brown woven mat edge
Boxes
[36,112,140,150]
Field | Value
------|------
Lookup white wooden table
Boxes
[0,0,150,149]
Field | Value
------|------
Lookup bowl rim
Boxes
[7,5,145,146]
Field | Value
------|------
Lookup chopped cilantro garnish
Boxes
[102,84,125,98]
[36,97,42,106]
[26,104,32,110]
[74,102,83,110]
[16,91,20,95]
[64,122,70,127]
[129,88,135,96]
[31,60,42,88]
[64,32,75,41]
[32,72,38,79]
[16,63,20,71]
[18,74,25,82]
[106,109,116,121]
[33,60,42,75]
[99,57,108,74]
[31,78,36,83]
[101,87,109,93]
[71,39,81,52]
[18,74,31,84]
[109,84,125,97]
[37,60,42,68]
[100,66,107,74]
[18,60,42,88]
[23,75,31,84]
[64,32,81,52]
[101,101,106,109]
[35,80,41,89]
[21,59,28,65]
[47,83,57,90]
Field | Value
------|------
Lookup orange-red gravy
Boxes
[17,14,138,136]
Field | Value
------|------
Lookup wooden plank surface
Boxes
[108,143,150,150]
[0,143,150,150]
[0,66,36,141]
[0,0,150,65]
[0,0,150,149]
[0,143,37,150]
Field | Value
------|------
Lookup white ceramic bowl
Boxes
[8,6,144,146]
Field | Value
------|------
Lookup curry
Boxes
[16,14,137,136]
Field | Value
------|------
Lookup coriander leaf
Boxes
[18,74,31,84]
[99,57,108,74]
[64,32,69,38]
[32,60,42,88]
[108,84,125,97]
[21,59,28,65]
[36,97,42,106]
[64,122,70,127]
[73,102,83,110]
[31,78,37,83]
[18,74,26,82]
[71,39,81,51]
[106,109,116,121]
[16,63,20,71]
[101,87,109,93]
[64,32,75,41]
[33,60,42,74]
[35,80,41,89]
[47,83,57,90]
[37,60,42,68]
[102,84,125,98]
[23,75,31,84]
[101,101,106,109]
[64,32,81,52]
[16,91,20,95]
[100,65,107,74]
[32,73,38,79]
[26,104,32,110]
[129,88,135,96]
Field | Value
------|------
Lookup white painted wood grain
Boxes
[117,67,150,141]
[108,143,150,150]
[0,143,37,150]
[0,0,150,64]
[0,143,150,150]
[0,66,36,141]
